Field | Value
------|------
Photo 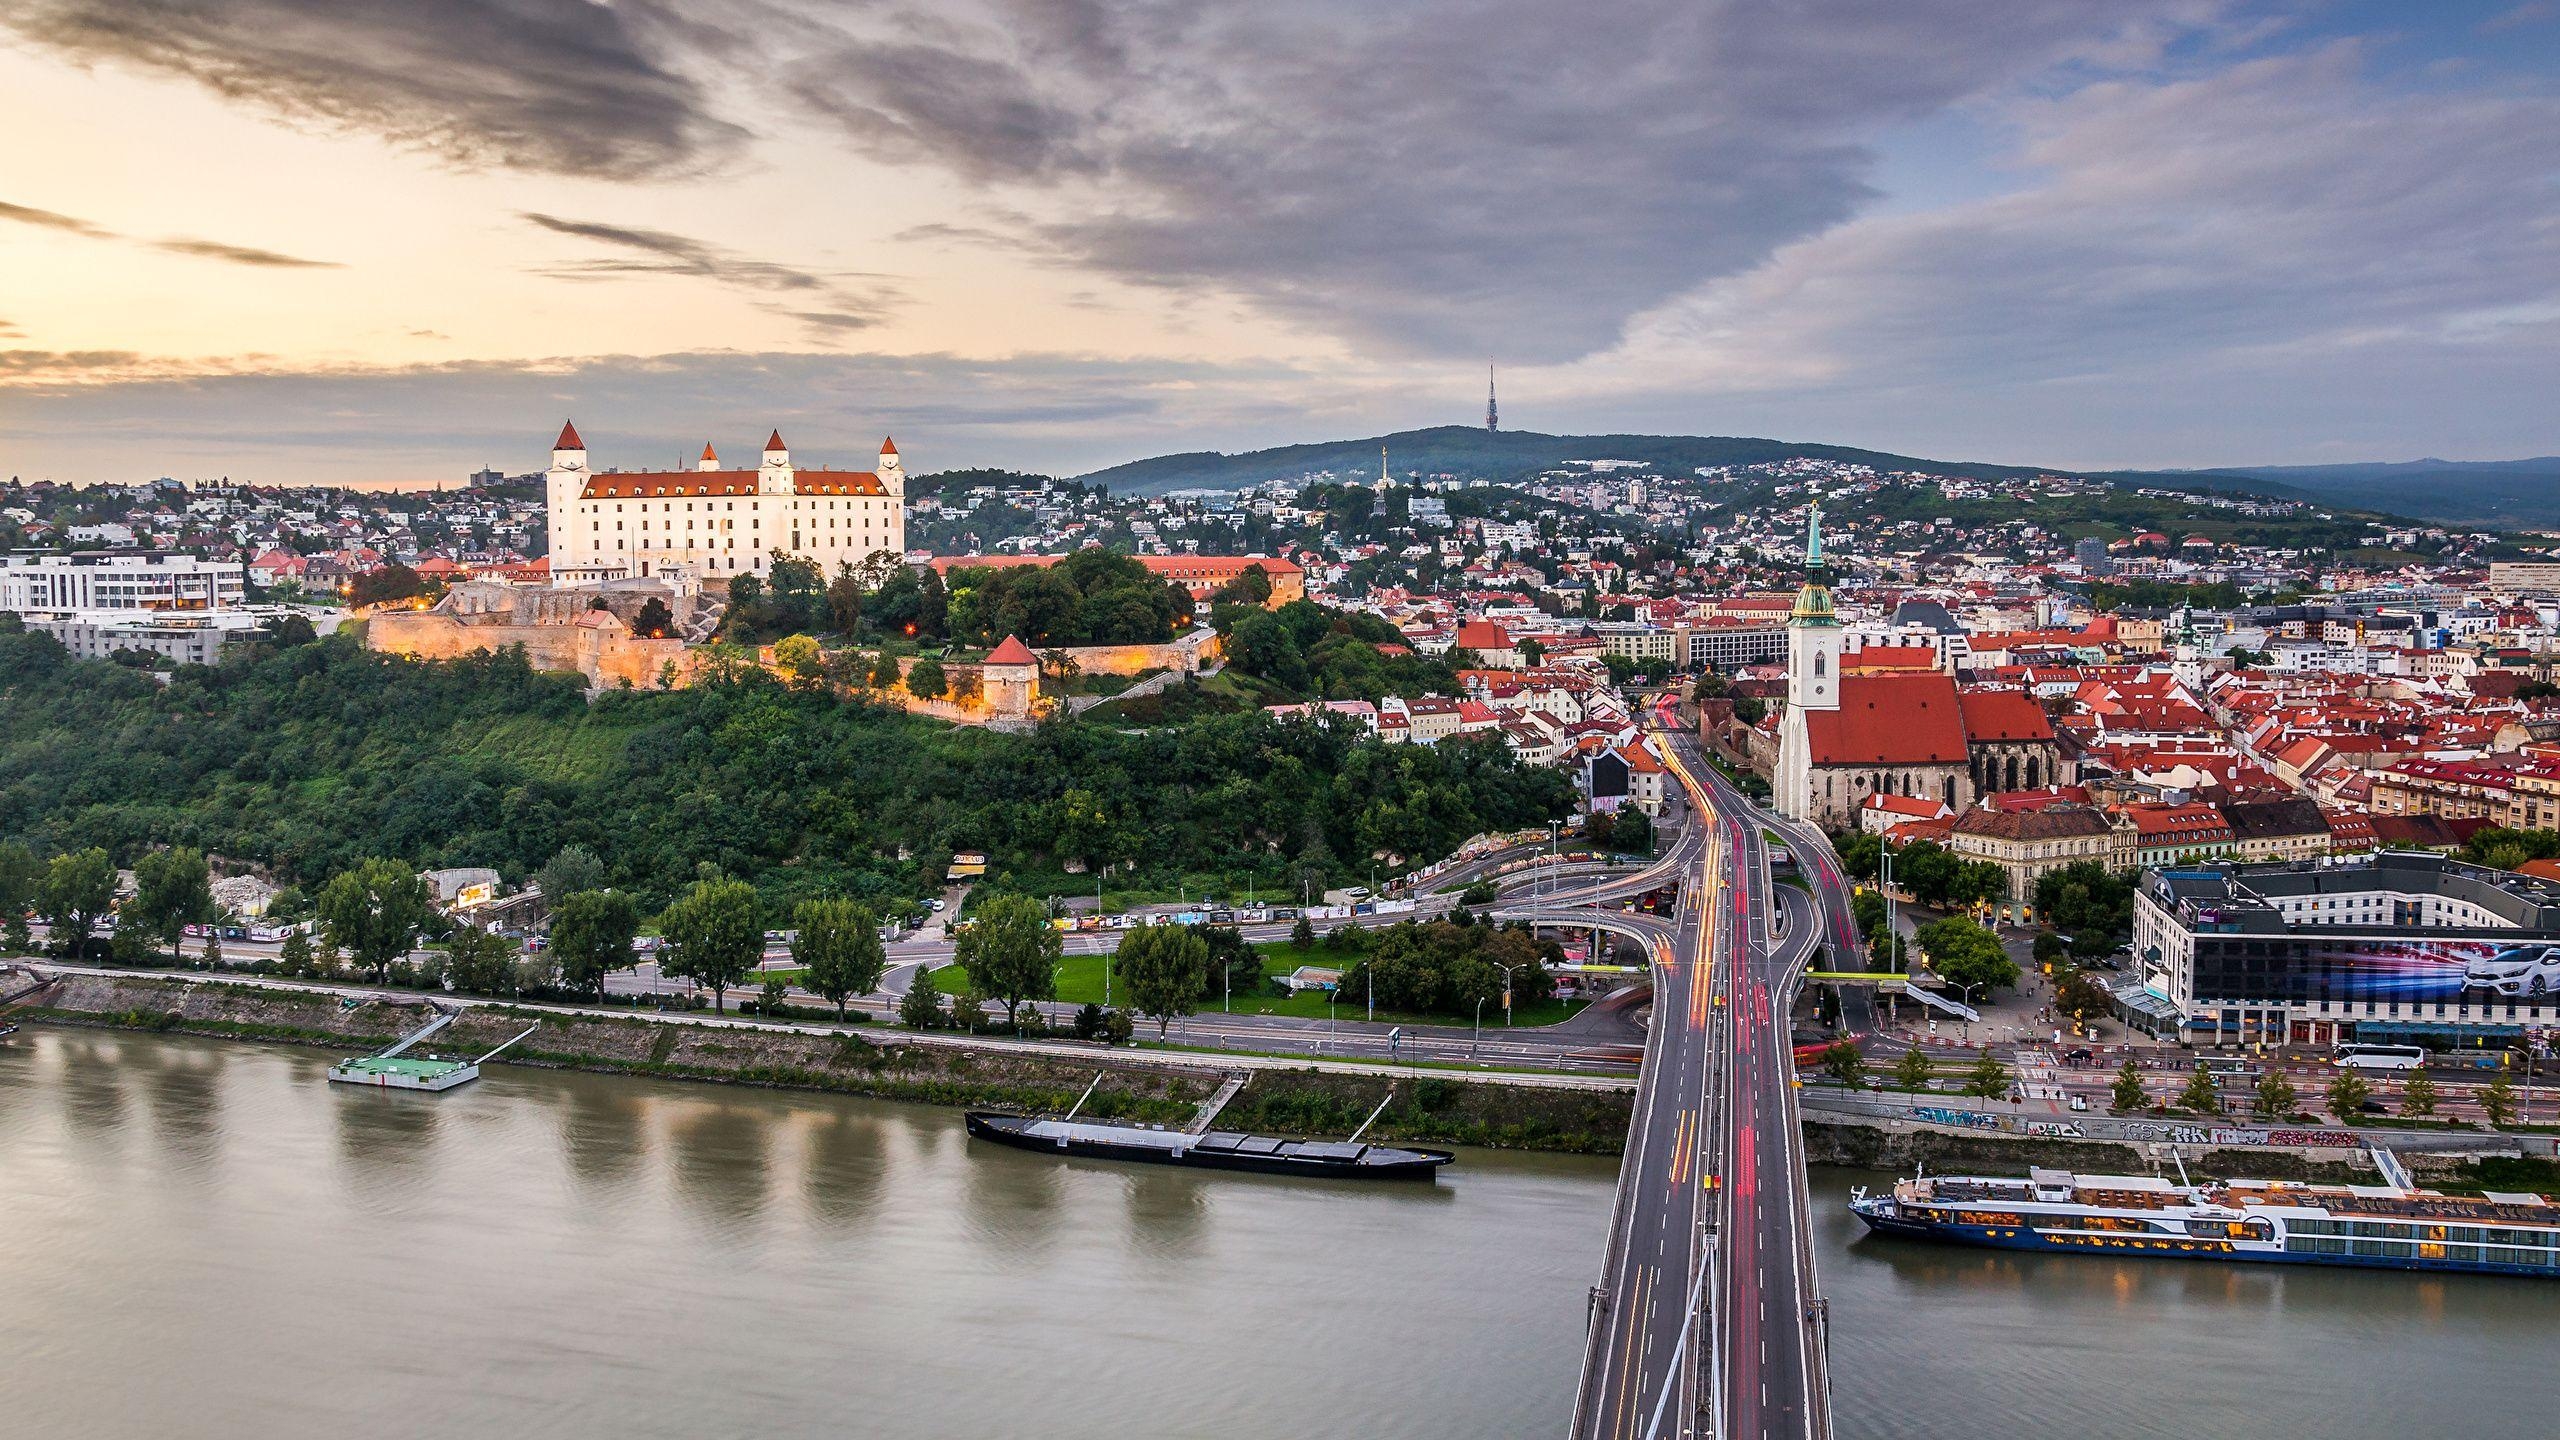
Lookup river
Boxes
[5,1030,2557,1439]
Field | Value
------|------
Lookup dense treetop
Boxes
[0,628,1572,919]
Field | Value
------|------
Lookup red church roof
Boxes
[1804,673,1970,766]
[1956,687,2056,743]
[984,635,1038,667]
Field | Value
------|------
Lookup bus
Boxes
[2336,1043,2426,1071]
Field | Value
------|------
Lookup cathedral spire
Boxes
[1791,486,1838,627]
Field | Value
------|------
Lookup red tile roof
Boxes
[555,420,583,449]
[577,470,884,499]
[1804,672,1970,766]
[1956,687,2055,743]
[984,635,1038,667]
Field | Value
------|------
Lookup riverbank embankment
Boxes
[5,967,1637,1153]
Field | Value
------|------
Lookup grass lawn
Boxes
[930,939,1588,1028]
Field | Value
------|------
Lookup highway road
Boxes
[1559,712,1830,1440]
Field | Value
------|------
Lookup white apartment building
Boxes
[0,551,248,613]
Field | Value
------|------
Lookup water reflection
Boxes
[553,1080,649,1194]
[663,1099,774,1230]
[801,1113,890,1228]
[331,1085,441,1198]
[139,1049,225,1177]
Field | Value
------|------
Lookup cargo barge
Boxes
[965,1111,1454,1180]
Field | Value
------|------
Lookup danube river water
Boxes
[6,1030,2558,1439]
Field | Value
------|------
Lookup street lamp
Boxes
[1492,960,1521,1026]
[1474,996,1486,1057]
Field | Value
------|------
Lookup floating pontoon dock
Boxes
[327,1008,538,1092]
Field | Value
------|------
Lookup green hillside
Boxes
[1076,426,2070,495]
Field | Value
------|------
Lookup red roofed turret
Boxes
[764,429,787,453]
[554,420,584,450]
[985,635,1039,668]
[880,436,898,456]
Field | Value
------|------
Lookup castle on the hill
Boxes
[544,422,907,583]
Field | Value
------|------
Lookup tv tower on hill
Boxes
[1485,364,1499,432]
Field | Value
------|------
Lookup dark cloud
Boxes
[521,212,832,293]
[779,1,2213,362]
[0,199,112,237]
[150,237,340,268]
[519,211,898,339]
[0,0,746,178]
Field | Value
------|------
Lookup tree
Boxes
[899,970,947,1029]
[917,564,949,638]
[315,858,435,982]
[202,932,223,969]
[1963,1047,2011,1099]
[0,840,43,931]
[794,898,885,1021]
[1821,1040,1865,1088]
[130,846,216,962]
[1196,924,1263,1003]
[549,889,640,999]
[1893,1046,1933,1092]
[279,927,313,975]
[1117,922,1211,1038]
[632,596,675,638]
[2481,1074,2518,1128]
[773,634,827,689]
[444,925,521,995]
[2178,1062,2222,1114]
[868,650,901,690]
[38,846,117,959]
[2111,1058,2148,1111]
[827,564,867,635]
[1291,914,1317,948]
[953,892,1059,1028]
[2327,1070,2372,1121]
[2401,1070,2438,1118]
[2253,1070,2298,1118]
[1914,917,2018,996]
[906,655,947,700]
[535,844,608,904]
[657,876,762,1013]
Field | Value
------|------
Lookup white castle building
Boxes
[543,421,906,583]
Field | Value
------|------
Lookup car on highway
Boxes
[1343,886,1372,900]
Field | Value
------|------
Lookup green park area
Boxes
[926,937,1587,1028]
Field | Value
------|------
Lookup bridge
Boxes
[1503,720,1840,1439]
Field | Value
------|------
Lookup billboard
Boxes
[2274,938,2560,1001]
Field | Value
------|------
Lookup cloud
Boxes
[0,0,747,179]
[3,195,340,268]
[0,199,112,237]
[1553,41,2560,467]
[150,237,340,268]
[0,348,1337,482]
[520,211,899,338]
[777,1,2228,362]
[2482,3,2556,33]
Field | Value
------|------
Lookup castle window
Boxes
[1813,652,1827,677]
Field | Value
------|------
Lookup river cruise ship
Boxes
[1851,1166,2560,1277]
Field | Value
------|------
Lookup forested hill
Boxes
[0,629,1572,919]
[1075,426,2070,495]
[2102,458,2560,527]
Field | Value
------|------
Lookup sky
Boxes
[1,0,2556,485]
